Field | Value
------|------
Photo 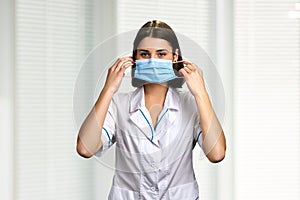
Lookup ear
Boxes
[173,49,179,62]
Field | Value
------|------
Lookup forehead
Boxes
[137,37,172,51]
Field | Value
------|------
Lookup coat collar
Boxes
[128,86,180,146]
[129,86,180,113]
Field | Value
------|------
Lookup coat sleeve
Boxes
[94,97,117,157]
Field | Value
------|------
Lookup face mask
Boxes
[134,58,177,83]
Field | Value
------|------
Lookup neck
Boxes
[144,83,168,97]
[143,83,168,109]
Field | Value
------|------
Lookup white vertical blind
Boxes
[0,0,14,200]
[15,0,96,199]
[116,1,217,199]
[234,1,300,199]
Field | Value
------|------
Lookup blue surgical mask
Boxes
[134,58,176,83]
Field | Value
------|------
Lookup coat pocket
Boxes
[168,180,199,200]
[108,185,140,200]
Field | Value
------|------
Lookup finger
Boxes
[185,64,196,72]
[117,60,133,72]
[115,58,133,72]
[190,65,197,71]
[113,58,126,72]
[111,57,131,71]
[183,61,197,71]
[110,58,122,71]
[179,68,189,78]
[120,62,133,73]
[115,62,133,78]
[183,65,192,74]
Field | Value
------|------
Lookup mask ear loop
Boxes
[172,60,184,63]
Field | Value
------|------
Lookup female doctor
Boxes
[76,20,226,200]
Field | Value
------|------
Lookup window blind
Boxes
[116,1,217,199]
[234,1,300,199]
[15,0,95,199]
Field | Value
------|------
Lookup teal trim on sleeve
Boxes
[196,130,202,142]
[192,130,203,149]
[102,127,111,141]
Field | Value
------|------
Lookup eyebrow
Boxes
[137,49,170,52]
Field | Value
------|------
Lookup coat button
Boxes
[151,162,156,168]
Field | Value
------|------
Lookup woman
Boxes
[76,20,226,200]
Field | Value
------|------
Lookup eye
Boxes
[140,52,150,58]
[158,52,167,57]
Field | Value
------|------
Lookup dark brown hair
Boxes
[131,20,185,88]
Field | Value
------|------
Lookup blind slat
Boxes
[15,1,95,199]
[234,1,300,199]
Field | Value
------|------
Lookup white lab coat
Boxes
[95,86,203,200]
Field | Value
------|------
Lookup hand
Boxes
[178,61,207,97]
[103,56,133,94]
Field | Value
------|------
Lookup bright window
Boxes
[15,0,95,199]
[233,1,300,199]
